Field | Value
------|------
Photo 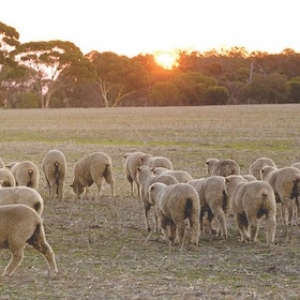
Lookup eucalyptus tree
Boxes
[87,51,148,107]
[11,40,92,108]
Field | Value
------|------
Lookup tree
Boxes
[287,77,300,103]
[86,51,148,107]
[150,82,180,106]
[206,86,229,105]
[11,40,90,108]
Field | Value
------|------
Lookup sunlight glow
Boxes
[153,51,178,69]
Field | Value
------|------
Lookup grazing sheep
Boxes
[225,175,276,245]
[0,204,58,276]
[189,176,228,239]
[148,182,200,250]
[70,152,115,200]
[5,162,19,169]
[0,186,44,215]
[123,151,147,197]
[42,149,67,201]
[0,168,16,187]
[10,161,40,190]
[136,165,179,232]
[139,153,173,170]
[260,166,300,225]
[249,157,276,180]
[206,158,240,177]
[152,167,193,183]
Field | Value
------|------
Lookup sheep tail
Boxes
[33,202,42,213]
[184,197,193,219]
[27,169,34,188]
[291,176,300,207]
[27,222,42,245]
[103,164,110,177]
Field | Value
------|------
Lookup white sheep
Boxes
[242,174,257,182]
[249,157,276,180]
[42,149,67,201]
[0,204,58,277]
[0,168,16,187]
[152,167,193,183]
[136,165,179,233]
[0,186,44,215]
[10,161,40,190]
[206,158,240,177]
[70,151,115,200]
[148,182,200,250]
[225,175,276,245]
[123,151,147,197]
[189,176,228,239]
[260,166,300,225]
[139,153,173,170]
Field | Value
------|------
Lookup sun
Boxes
[153,51,178,69]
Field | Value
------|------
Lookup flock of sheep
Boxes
[0,149,299,277]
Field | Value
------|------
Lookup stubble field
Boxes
[0,104,300,299]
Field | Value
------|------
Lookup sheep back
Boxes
[249,157,276,180]
[71,151,115,200]
[152,182,200,248]
[0,186,44,215]
[206,158,240,177]
[0,168,16,187]
[42,149,67,201]
[10,161,40,190]
[152,167,193,183]
[140,154,173,170]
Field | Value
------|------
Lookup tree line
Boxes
[1,21,300,108]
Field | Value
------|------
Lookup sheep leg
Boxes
[169,222,177,245]
[144,202,151,232]
[248,220,259,243]
[2,248,24,277]
[104,173,115,197]
[189,215,200,246]
[30,239,58,275]
[236,213,249,242]
[266,215,276,245]
[176,223,186,251]
[213,208,227,239]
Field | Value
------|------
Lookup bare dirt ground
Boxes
[0,105,300,299]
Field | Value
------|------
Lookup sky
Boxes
[1,0,300,58]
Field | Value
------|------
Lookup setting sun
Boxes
[154,51,178,69]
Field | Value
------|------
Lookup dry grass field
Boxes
[0,104,300,299]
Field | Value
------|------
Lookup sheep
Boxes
[249,157,276,180]
[136,165,179,233]
[0,168,16,187]
[0,186,44,215]
[291,162,300,170]
[0,157,5,168]
[42,149,67,201]
[260,166,300,226]
[225,175,276,245]
[189,176,228,239]
[206,158,240,177]
[10,161,40,190]
[6,162,19,169]
[148,182,200,250]
[0,204,58,277]
[139,153,173,170]
[70,151,115,200]
[123,151,147,197]
[152,167,193,183]
[242,174,257,182]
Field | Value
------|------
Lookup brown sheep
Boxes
[42,149,67,201]
[0,186,44,215]
[149,182,200,250]
[0,168,16,187]
[136,165,179,233]
[206,158,240,177]
[0,204,58,276]
[260,166,300,226]
[225,175,276,245]
[123,151,147,197]
[249,157,276,180]
[10,161,40,190]
[70,152,115,200]
[152,167,193,183]
[139,153,173,170]
[189,176,228,239]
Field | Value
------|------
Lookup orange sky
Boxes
[1,0,300,57]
